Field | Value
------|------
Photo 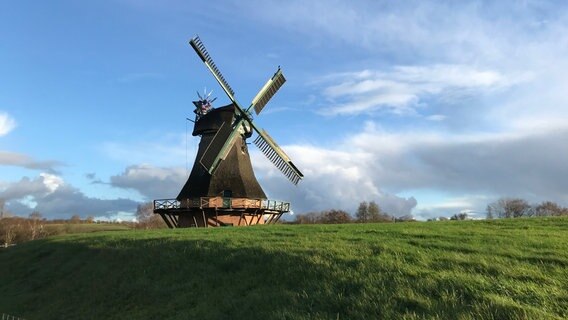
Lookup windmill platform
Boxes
[153,197,289,228]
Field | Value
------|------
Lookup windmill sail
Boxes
[253,130,303,185]
[200,122,238,174]
[189,36,236,101]
[189,35,303,185]
[250,68,286,115]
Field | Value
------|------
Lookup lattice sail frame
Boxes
[189,35,303,185]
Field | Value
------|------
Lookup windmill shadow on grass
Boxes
[2,238,365,319]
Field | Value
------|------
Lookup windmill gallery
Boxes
[153,36,303,228]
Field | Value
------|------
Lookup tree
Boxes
[355,201,368,222]
[450,212,468,220]
[136,202,154,221]
[486,205,494,219]
[368,201,381,221]
[368,201,393,222]
[506,198,530,218]
[294,211,320,224]
[534,201,567,216]
[319,209,352,224]
[136,202,166,229]
[2,224,16,247]
[488,198,531,218]
[70,214,82,223]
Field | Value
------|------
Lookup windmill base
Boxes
[153,197,289,228]
[177,211,267,227]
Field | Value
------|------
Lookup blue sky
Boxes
[1,0,568,220]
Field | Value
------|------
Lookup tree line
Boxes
[2,197,567,245]
[293,197,568,225]
[293,201,415,224]
[486,198,568,219]
[0,202,172,246]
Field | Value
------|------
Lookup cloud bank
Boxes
[1,173,138,219]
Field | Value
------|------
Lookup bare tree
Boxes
[136,202,154,221]
[136,202,166,229]
[486,205,494,219]
[3,225,16,247]
[294,211,320,224]
[488,198,531,218]
[368,201,381,221]
[355,201,368,222]
[2,218,17,246]
[534,201,568,216]
[368,201,394,222]
[27,211,44,240]
[355,201,393,223]
[294,210,353,224]
[320,209,352,224]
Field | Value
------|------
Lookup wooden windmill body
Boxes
[153,36,303,228]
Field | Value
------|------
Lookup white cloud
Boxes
[1,173,138,219]
[317,64,518,116]
[251,143,417,216]
[0,112,16,136]
[39,173,63,192]
[241,1,568,63]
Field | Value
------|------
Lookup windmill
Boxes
[153,35,303,228]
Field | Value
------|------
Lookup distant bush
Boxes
[0,215,135,246]
[0,217,48,246]
[450,213,469,220]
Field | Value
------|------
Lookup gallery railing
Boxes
[153,197,290,212]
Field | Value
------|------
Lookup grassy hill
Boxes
[1,217,567,319]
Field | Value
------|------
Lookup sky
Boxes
[1,0,568,221]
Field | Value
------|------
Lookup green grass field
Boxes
[42,223,131,235]
[1,217,567,319]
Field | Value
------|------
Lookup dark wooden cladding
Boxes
[199,121,233,171]
[177,104,266,200]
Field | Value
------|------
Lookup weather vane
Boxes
[193,88,216,119]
